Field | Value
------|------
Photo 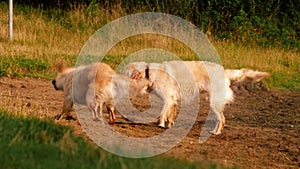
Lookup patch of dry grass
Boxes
[214,41,299,89]
[0,3,299,89]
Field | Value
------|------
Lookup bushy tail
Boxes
[224,68,270,83]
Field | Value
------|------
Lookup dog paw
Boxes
[166,121,174,128]
[209,130,221,135]
[93,117,100,121]
[54,113,76,121]
[65,115,76,121]
[54,114,62,120]
[109,120,115,125]
[158,123,166,128]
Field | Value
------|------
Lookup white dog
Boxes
[123,61,270,134]
[52,62,149,124]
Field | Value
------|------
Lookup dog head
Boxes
[129,78,152,97]
[123,62,148,79]
[52,63,74,91]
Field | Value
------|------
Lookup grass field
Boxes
[0,3,299,89]
[0,3,298,168]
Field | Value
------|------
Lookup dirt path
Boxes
[0,76,299,168]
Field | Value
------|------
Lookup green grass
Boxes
[1,3,293,168]
[0,56,50,78]
[1,109,228,169]
[0,2,299,90]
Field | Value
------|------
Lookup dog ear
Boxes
[145,65,149,79]
[55,58,65,73]
[57,63,65,73]
[131,69,142,80]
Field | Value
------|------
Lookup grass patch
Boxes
[0,56,51,78]
[0,3,299,89]
[214,41,300,90]
[0,60,9,77]
[0,109,227,169]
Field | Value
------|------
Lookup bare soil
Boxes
[0,76,299,168]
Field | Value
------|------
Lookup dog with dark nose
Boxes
[52,62,150,123]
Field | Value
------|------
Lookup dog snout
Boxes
[52,80,58,90]
[52,79,56,86]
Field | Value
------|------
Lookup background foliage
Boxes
[3,0,299,50]
[0,1,299,89]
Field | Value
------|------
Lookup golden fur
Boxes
[52,62,149,124]
[123,60,270,134]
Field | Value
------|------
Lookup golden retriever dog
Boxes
[52,62,149,124]
[123,61,270,134]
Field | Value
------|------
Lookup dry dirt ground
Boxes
[0,76,299,169]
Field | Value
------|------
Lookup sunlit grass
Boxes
[214,41,299,89]
[0,3,299,89]
[1,109,210,169]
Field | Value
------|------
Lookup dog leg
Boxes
[166,105,177,128]
[88,102,99,121]
[209,107,225,135]
[209,111,221,135]
[209,96,225,135]
[158,108,167,128]
[221,112,225,129]
[158,100,174,128]
[158,115,166,128]
[106,104,115,125]
[56,96,74,120]
[94,103,103,121]
[206,76,226,135]
[86,84,100,121]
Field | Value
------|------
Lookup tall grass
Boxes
[0,2,299,89]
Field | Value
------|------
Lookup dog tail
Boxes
[224,68,270,83]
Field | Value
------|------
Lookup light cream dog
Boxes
[52,62,149,124]
[123,60,270,134]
